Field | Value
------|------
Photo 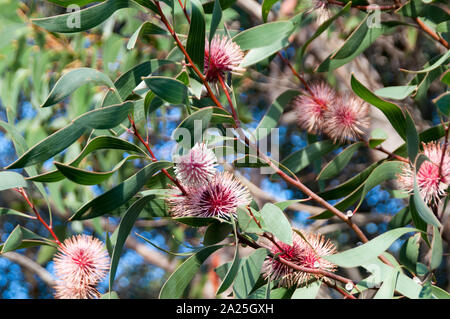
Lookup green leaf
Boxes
[27,135,147,183]
[299,2,351,59]
[431,285,450,299]
[233,21,295,51]
[433,92,450,117]
[254,90,299,140]
[317,16,404,72]
[388,207,412,230]
[186,0,206,72]
[441,70,450,85]
[159,245,224,298]
[41,68,115,107]
[209,0,223,42]
[399,233,420,273]
[317,142,364,181]
[237,207,264,235]
[100,291,120,299]
[1,226,57,254]
[173,217,218,227]
[260,203,292,245]
[32,0,137,33]
[54,155,141,185]
[291,280,322,299]
[240,37,290,68]
[0,171,27,191]
[413,154,442,228]
[202,0,236,13]
[430,226,443,270]
[109,194,159,291]
[74,101,134,129]
[70,161,173,220]
[127,22,168,50]
[204,220,233,245]
[6,123,87,169]
[233,248,268,298]
[374,85,418,100]
[262,0,279,22]
[173,107,213,151]
[369,128,388,148]
[143,76,188,104]
[401,50,450,74]
[405,110,419,161]
[351,75,406,140]
[0,207,33,219]
[373,269,399,299]
[216,219,240,295]
[324,228,417,268]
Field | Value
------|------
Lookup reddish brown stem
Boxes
[16,188,62,246]
[128,115,188,195]
[217,75,240,127]
[177,0,191,23]
[327,0,400,11]
[414,18,449,50]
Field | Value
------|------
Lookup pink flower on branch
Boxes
[204,34,245,83]
[53,234,110,299]
[398,141,450,204]
[168,172,251,219]
[262,231,337,288]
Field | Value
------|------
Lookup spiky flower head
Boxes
[174,143,218,187]
[53,234,110,299]
[293,82,337,134]
[323,93,370,143]
[397,141,450,204]
[261,231,337,288]
[312,0,332,25]
[168,172,251,219]
[204,34,245,82]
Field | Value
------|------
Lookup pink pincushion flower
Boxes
[53,234,110,299]
[53,282,101,299]
[204,34,245,82]
[168,172,251,219]
[323,93,370,143]
[174,143,218,187]
[293,82,337,134]
[312,0,332,25]
[398,142,450,204]
[261,231,337,288]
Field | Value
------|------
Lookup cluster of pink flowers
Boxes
[169,143,251,219]
[204,34,245,83]
[398,142,450,204]
[261,231,337,288]
[293,82,370,143]
[53,234,110,299]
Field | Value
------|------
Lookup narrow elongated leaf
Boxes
[399,234,420,273]
[209,0,223,42]
[127,22,168,50]
[233,248,268,298]
[70,161,173,220]
[202,0,235,13]
[430,226,443,270]
[405,109,419,161]
[143,76,188,104]
[204,221,233,245]
[262,0,279,22]
[317,142,364,181]
[32,0,136,33]
[292,280,322,299]
[0,171,27,191]
[375,85,417,100]
[216,219,240,295]
[41,68,115,107]
[1,226,57,254]
[0,208,33,219]
[351,75,406,140]
[159,245,224,298]
[324,228,417,268]
[27,136,147,183]
[413,155,442,228]
[373,269,399,299]
[109,195,158,290]
[74,101,134,129]
[186,0,206,72]
[6,123,87,169]
[402,50,450,74]
[173,107,213,150]
[233,21,295,51]
[433,92,450,117]
[240,37,290,67]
